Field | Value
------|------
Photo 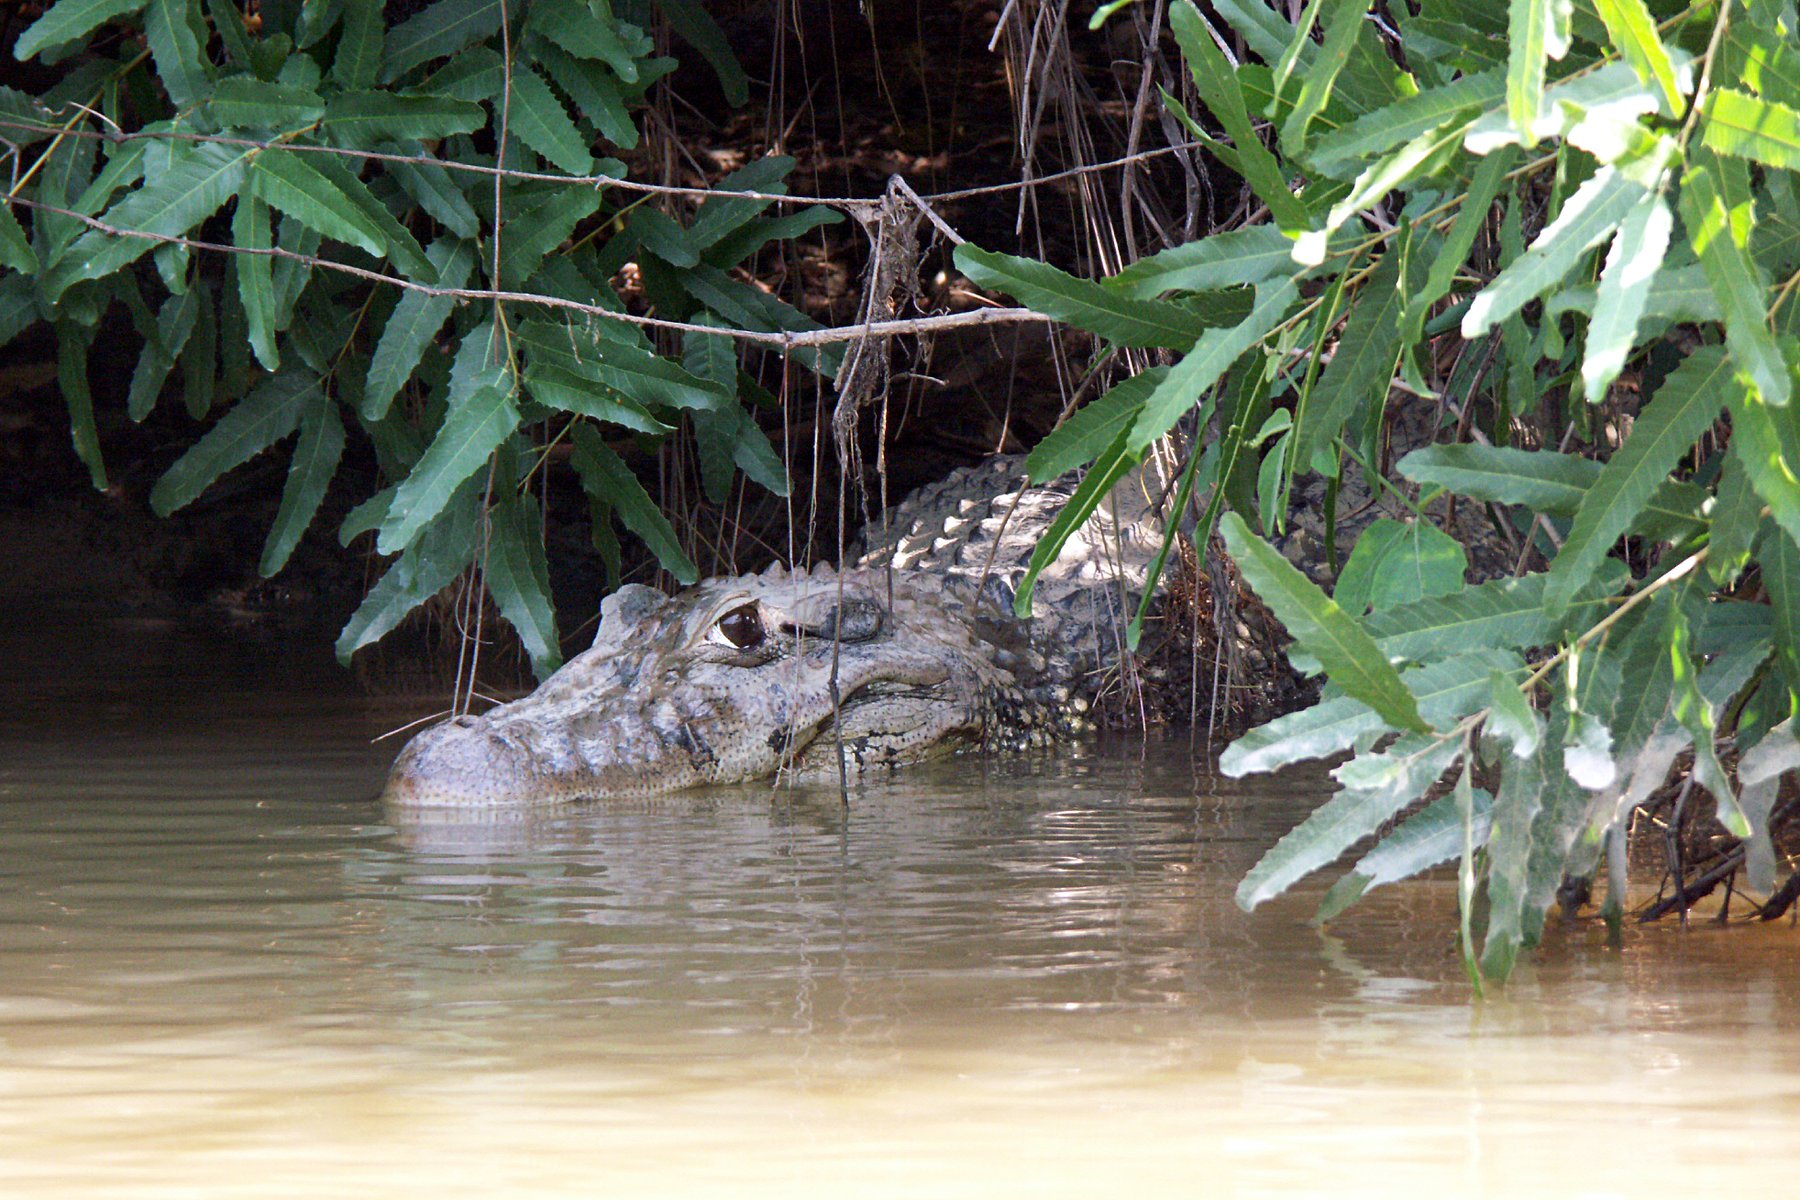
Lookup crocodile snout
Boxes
[383,715,543,808]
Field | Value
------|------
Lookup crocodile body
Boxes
[383,456,1263,807]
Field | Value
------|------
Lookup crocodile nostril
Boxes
[451,715,481,729]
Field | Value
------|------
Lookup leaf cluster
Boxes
[2,0,833,678]
[965,0,1800,981]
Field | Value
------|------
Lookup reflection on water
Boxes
[2,610,1798,1197]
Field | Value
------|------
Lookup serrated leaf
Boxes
[14,0,146,60]
[377,327,518,554]
[485,492,562,679]
[1726,386,1800,547]
[497,187,603,287]
[655,0,748,106]
[1334,518,1468,615]
[1010,433,1143,618]
[528,0,640,81]
[145,0,211,109]
[1279,0,1365,155]
[1544,347,1730,619]
[380,0,503,83]
[533,39,638,149]
[701,205,843,270]
[56,321,105,491]
[1316,785,1496,923]
[364,237,475,419]
[515,318,726,411]
[507,64,595,176]
[307,151,438,280]
[1679,150,1789,406]
[1222,510,1429,732]
[231,189,279,371]
[1506,0,1571,142]
[417,45,505,102]
[209,76,326,127]
[1465,166,1650,338]
[1106,225,1293,299]
[325,90,486,141]
[1594,0,1684,118]
[336,480,482,663]
[569,423,698,584]
[1293,252,1404,473]
[44,141,250,301]
[1487,669,1543,756]
[0,201,37,274]
[1168,0,1309,234]
[332,0,383,87]
[1703,87,1800,171]
[127,285,199,420]
[260,390,346,576]
[1238,734,1464,910]
[524,361,674,435]
[1127,278,1297,452]
[1292,561,1631,672]
[1581,191,1671,405]
[388,156,480,239]
[1222,648,1523,776]
[151,369,317,515]
[1026,368,1165,482]
[1309,68,1503,172]
[1764,528,1800,693]
[250,148,389,258]
[956,244,1226,349]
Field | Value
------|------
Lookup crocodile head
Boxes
[382,566,1040,807]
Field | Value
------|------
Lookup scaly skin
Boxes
[383,564,1082,807]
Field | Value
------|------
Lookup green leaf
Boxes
[377,326,519,554]
[1397,442,1707,538]
[1127,277,1297,452]
[1481,720,1551,978]
[127,285,199,420]
[533,39,638,149]
[1679,149,1789,406]
[655,0,748,107]
[956,245,1230,349]
[1222,510,1430,732]
[1293,561,1630,673]
[1279,0,1365,155]
[1222,648,1523,776]
[325,90,486,141]
[417,45,505,102]
[485,492,562,679]
[332,0,383,88]
[701,205,843,270]
[151,369,317,515]
[1544,347,1731,619]
[1168,0,1309,234]
[569,423,699,584]
[14,0,145,60]
[1293,251,1405,473]
[250,148,389,258]
[1106,226,1294,299]
[1594,0,1685,117]
[1237,733,1464,910]
[516,318,727,412]
[336,480,482,663]
[1464,166,1650,338]
[496,187,604,287]
[1506,0,1571,143]
[1764,528,1800,693]
[507,65,595,176]
[145,0,212,109]
[1727,385,1800,547]
[1296,122,1466,264]
[56,320,105,491]
[231,189,279,371]
[380,0,503,84]
[260,390,346,576]
[208,77,326,127]
[0,201,37,274]
[364,239,475,420]
[1580,192,1672,405]
[44,141,250,301]
[1309,68,1503,172]
[1010,432,1143,618]
[1703,87,1800,171]
[307,151,438,280]
[1026,368,1166,482]
[1316,785,1496,923]
[524,361,674,435]
[527,0,640,81]
[388,156,480,239]
[1333,518,1468,615]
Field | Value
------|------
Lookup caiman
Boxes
[382,454,1406,807]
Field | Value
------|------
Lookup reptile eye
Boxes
[717,603,765,649]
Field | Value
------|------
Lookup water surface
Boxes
[3,610,1797,1197]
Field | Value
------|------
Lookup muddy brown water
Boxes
[3,608,1797,1197]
